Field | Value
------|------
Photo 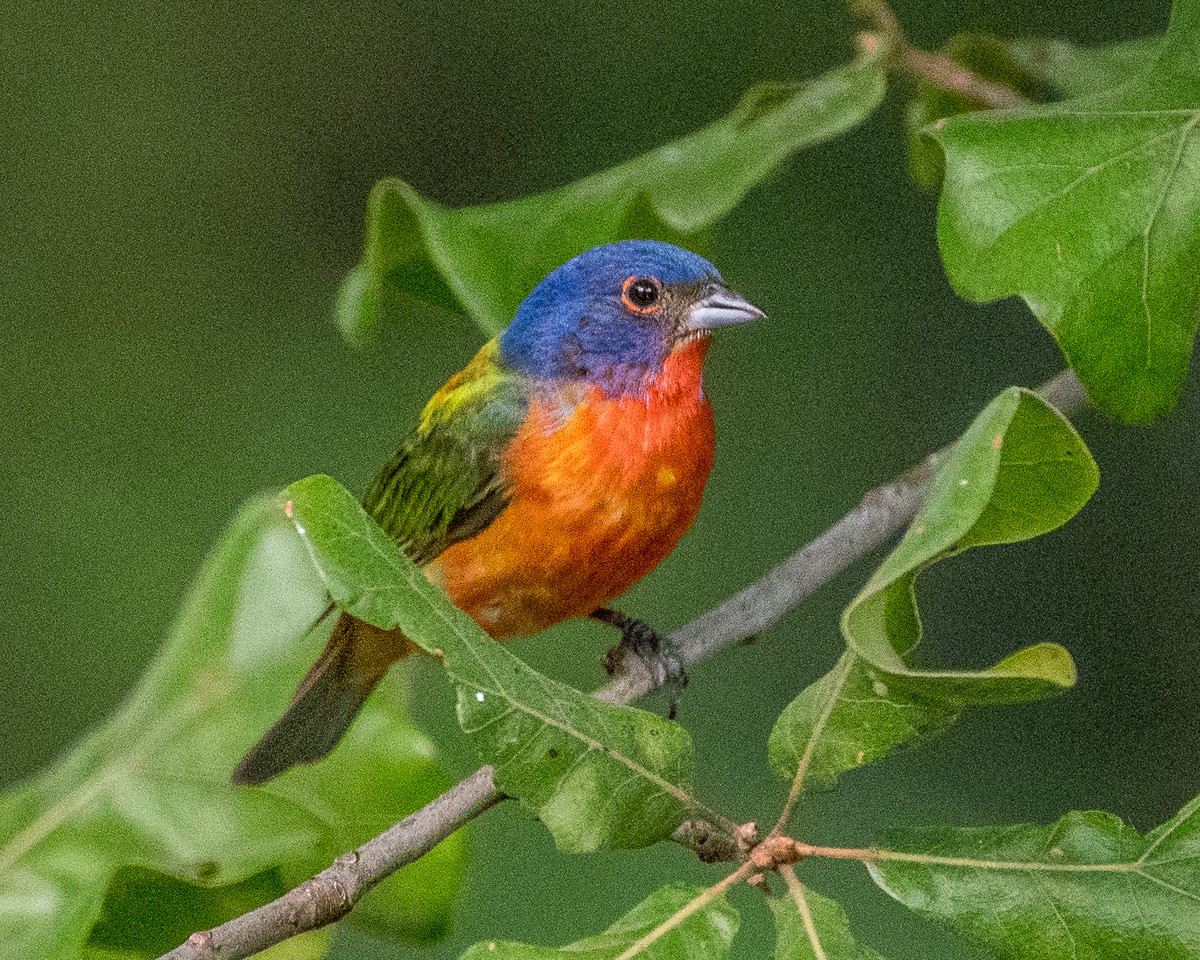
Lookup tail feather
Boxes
[232,613,415,786]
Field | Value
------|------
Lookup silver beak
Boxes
[685,286,766,334]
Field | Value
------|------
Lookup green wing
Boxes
[362,340,529,566]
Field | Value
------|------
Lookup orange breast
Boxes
[426,339,716,639]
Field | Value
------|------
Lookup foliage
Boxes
[871,798,1200,958]
[770,883,887,960]
[9,0,1200,958]
[905,32,1159,187]
[930,0,1200,422]
[282,475,700,853]
[768,389,1094,791]
[459,885,739,959]
[335,51,886,341]
[263,382,1190,960]
[0,501,464,959]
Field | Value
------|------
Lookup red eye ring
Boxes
[621,276,662,313]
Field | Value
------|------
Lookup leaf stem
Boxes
[612,862,756,960]
[793,841,1139,873]
[772,651,857,834]
[779,864,828,960]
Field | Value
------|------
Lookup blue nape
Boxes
[499,240,720,391]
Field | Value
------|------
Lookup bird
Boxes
[233,239,763,786]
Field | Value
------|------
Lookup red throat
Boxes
[649,335,712,401]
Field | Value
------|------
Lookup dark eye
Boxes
[621,276,661,313]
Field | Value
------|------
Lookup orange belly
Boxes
[425,339,716,639]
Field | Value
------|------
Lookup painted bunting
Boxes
[233,240,763,785]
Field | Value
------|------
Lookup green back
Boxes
[362,339,530,565]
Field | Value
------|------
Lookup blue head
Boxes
[499,240,762,396]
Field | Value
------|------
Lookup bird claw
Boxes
[600,614,688,720]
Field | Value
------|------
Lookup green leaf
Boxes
[459,884,739,959]
[336,51,886,340]
[0,499,464,960]
[769,388,1097,791]
[85,886,331,960]
[907,34,1049,190]
[85,935,331,960]
[869,796,1200,959]
[770,884,888,960]
[931,0,1200,421]
[283,474,700,852]
[82,868,333,960]
[905,32,1161,188]
[1004,35,1166,99]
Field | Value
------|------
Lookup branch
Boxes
[160,369,1088,960]
[164,767,499,960]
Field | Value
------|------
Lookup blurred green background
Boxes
[5,0,1195,957]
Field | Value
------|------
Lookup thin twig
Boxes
[160,369,1088,960]
[902,48,1030,109]
[854,0,1030,110]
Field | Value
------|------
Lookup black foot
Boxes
[591,608,688,719]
